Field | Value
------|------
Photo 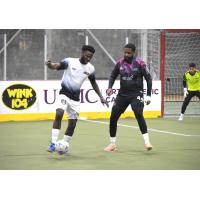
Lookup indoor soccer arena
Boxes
[0,29,200,169]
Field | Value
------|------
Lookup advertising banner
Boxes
[0,80,161,121]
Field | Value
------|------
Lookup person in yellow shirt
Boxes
[179,63,200,120]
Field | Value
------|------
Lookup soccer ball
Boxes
[55,140,69,154]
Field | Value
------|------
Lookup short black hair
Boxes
[124,43,136,52]
[82,45,95,54]
[189,63,196,68]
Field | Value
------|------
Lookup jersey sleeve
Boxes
[87,63,96,83]
[108,62,120,88]
[59,58,69,70]
[88,72,96,84]
[137,59,152,96]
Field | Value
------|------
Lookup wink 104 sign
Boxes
[0,80,161,114]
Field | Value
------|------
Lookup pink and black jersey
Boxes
[108,57,152,97]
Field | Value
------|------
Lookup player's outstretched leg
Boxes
[133,105,153,151]
[178,93,193,121]
[104,103,123,152]
[48,108,64,152]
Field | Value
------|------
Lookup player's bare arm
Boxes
[45,60,61,70]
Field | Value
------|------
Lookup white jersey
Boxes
[59,57,95,101]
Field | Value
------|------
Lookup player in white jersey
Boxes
[46,45,109,153]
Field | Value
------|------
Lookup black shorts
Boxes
[187,90,200,99]
[113,93,144,114]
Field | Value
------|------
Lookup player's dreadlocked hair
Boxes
[124,43,136,52]
[82,45,95,54]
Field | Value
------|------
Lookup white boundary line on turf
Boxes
[79,118,200,137]
[164,115,200,118]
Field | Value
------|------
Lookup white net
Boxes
[164,31,200,115]
[147,30,160,80]
[145,30,200,115]
[165,31,200,102]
